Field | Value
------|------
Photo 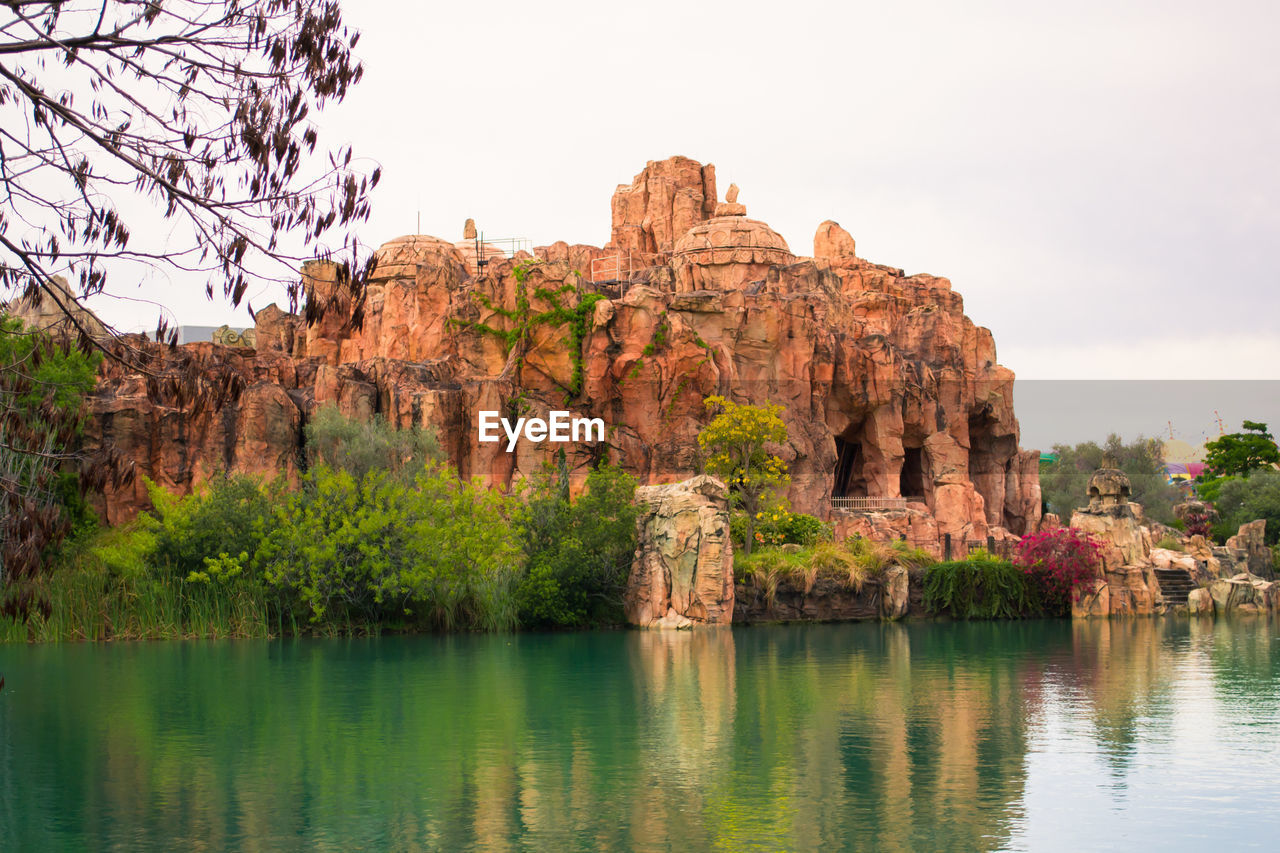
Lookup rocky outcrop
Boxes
[1069,466,1162,617]
[1068,463,1276,618]
[86,156,1041,550]
[625,475,735,628]
[1208,573,1279,615]
[1186,587,1214,615]
[881,566,911,620]
[1226,520,1272,579]
[608,157,718,254]
[3,275,109,339]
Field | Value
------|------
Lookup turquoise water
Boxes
[2,619,1278,851]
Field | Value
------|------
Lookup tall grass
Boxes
[922,557,1036,620]
[735,535,938,603]
[1,566,272,642]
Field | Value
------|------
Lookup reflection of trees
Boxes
[1064,620,1184,781]
[1,623,1082,850]
[1200,617,1277,706]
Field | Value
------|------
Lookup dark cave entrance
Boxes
[833,431,867,499]
[899,446,925,499]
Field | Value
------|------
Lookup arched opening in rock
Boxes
[968,410,1019,528]
[833,430,867,498]
[900,446,925,499]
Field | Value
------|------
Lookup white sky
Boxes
[85,0,1280,382]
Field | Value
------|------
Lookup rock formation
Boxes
[1070,463,1276,618]
[625,475,735,628]
[86,156,1042,550]
[3,275,109,339]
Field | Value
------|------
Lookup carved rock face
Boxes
[672,216,794,293]
[1086,467,1132,510]
[371,234,465,283]
[625,475,735,627]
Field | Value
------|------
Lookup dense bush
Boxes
[146,475,278,580]
[305,403,441,482]
[516,463,639,628]
[0,314,102,581]
[1013,527,1102,616]
[923,555,1035,619]
[1210,469,1280,546]
[731,506,831,549]
[255,464,523,631]
[5,405,652,639]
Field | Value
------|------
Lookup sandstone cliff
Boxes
[87,157,1041,547]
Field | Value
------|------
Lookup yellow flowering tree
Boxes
[697,396,791,554]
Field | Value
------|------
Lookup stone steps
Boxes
[1154,568,1197,606]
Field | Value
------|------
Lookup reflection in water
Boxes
[1,619,1278,851]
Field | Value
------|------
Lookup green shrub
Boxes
[2,523,270,642]
[0,314,102,581]
[1211,469,1280,546]
[890,539,937,569]
[923,557,1035,619]
[255,464,523,631]
[778,512,831,546]
[85,521,156,578]
[1155,535,1184,551]
[515,462,639,628]
[736,549,796,609]
[809,541,867,591]
[147,475,277,581]
[305,403,441,482]
[845,536,893,574]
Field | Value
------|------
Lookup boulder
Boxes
[1072,578,1111,619]
[880,566,910,621]
[1208,573,1278,615]
[1150,548,1198,574]
[1186,587,1214,615]
[813,220,858,264]
[1226,520,1273,579]
[624,475,735,627]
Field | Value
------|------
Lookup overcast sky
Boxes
[88,0,1279,389]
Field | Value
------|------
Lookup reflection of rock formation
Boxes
[625,629,737,848]
[87,156,1041,548]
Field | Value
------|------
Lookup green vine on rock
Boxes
[451,263,604,399]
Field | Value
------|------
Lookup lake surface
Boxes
[2,619,1279,851]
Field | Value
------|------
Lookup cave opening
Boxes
[900,446,925,499]
[833,433,867,498]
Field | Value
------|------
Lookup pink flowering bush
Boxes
[1014,527,1103,616]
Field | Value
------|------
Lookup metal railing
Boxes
[473,236,533,258]
[468,235,535,276]
[831,496,925,511]
[588,251,666,288]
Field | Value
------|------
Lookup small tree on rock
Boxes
[697,396,789,555]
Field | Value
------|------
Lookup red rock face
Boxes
[88,157,1042,545]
